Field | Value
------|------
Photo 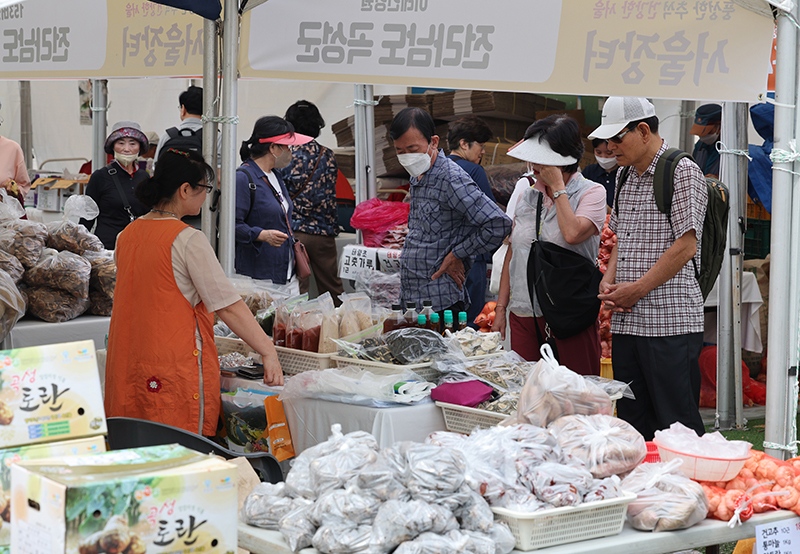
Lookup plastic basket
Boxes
[600,358,613,380]
[274,346,334,375]
[436,401,506,434]
[492,491,637,551]
[643,441,661,463]
[745,218,771,260]
[215,336,252,356]
[331,355,440,382]
[653,441,748,481]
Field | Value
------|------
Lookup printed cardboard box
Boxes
[0,435,106,547]
[10,444,238,554]
[0,340,106,449]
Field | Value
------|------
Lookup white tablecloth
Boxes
[704,271,763,353]
[2,314,111,351]
[283,397,446,453]
[238,510,795,554]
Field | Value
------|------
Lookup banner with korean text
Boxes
[241,0,774,102]
[0,1,203,79]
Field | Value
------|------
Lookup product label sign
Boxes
[755,517,800,554]
[377,248,402,272]
[340,244,377,279]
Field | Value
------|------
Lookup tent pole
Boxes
[353,84,366,243]
[765,5,798,460]
[202,17,220,249]
[18,81,32,170]
[91,79,107,173]
[364,84,377,200]
[218,0,239,276]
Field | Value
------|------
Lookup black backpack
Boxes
[159,126,202,157]
[615,148,730,300]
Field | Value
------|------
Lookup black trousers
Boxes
[613,332,705,441]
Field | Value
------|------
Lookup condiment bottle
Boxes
[429,312,440,333]
[417,314,427,328]
[384,304,404,333]
[420,300,435,324]
[443,310,454,335]
[458,311,468,331]
[404,302,418,328]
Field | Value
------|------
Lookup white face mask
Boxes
[595,155,618,170]
[272,147,293,169]
[114,152,139,166]
[397,144,433,178]
[698,133,719,146]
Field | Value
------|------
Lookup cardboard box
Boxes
[0,435,106,547]
[30,177,88,213]
[11,445,238,554]
[0,340,106,449]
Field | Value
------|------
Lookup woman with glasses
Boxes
[492,115,607,375]
[236,116,312,289]
[104,148,284,437]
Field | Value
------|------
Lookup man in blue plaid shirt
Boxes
[390,108,512,314]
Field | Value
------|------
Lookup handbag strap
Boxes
[107,164,136,222]
[290,146,325,201]
[261,172,297,242]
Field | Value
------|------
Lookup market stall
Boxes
[0,313,109,351]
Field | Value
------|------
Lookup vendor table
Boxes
[1,314,110,351]
[238,510,795,554]
[283,397,446,453]
[704,271,763,353]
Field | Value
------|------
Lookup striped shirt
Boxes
[401,151,511,312]
[609,141,708,336]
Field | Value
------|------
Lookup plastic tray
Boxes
[492,491,637,551]
[436,401,506,434]
[331,355,440,382]
[653,441,748,481]
[274,346,334,375]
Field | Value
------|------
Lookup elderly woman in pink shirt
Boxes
[492,115,607,375]
[0,123,30,207]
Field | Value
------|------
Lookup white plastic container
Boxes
[653,440,748,482]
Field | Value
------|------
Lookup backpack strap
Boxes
[236,166,258,223]
[166,127,180,139]
[614,166,631,215]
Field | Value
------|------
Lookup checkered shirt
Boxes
[609,141,708,336]
[401,151,512,312]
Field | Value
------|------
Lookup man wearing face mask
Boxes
[235,116,312,287]
[582,138,619,213]
[690,103,721,177]
[389,107,512,316]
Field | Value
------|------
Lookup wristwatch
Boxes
[553,190,567,200]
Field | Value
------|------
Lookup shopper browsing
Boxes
[582,138,619,212]
[590,97,708,441]
[105,148,283,437]
[390,107,511,315]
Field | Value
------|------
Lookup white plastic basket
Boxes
[436,401,506,434]
[653,441,748,482]
[331,355,440,382]
[492,491,637,551]
[274,346,334,375]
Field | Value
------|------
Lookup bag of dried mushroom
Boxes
[46,195,104,255]
[24,248,91,300]
[0,269,26,342]
[27,286,90,323]
[82,249,116,298]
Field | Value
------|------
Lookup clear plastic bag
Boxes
[520,461,595,507]
[333,324,398,364]
[384,328,449,364]
[436,351,532,394]
[447,327,504,357]
[240,483,312,530]
[0,269,25,342]
[220,388,273,452]
[452,489,494,532]
[273,293,308,347]
[0,249,23,284]
[26,285,90,322]
[278,503,317,551]
[653,421,752,459]
[89,288,113,316]
[312,523,376,554]
[356,458,410,501]
[339,292,374,337]
[584,375,635,400]
[394,530,471,554]
[45,195,103,255]
[311,489,382,526]
[309,445,379,496]
[584,475,624,503]
[10,219,47,268]
[371,499,459,551]
[24,248,91,299]
[505,344,612,428]
[622,459,709,532]
[548,414,647,478]
[354,268,401,309]
[82,249,116,298]
[403,444,467,503]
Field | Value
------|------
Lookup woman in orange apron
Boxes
[105,148,283,436]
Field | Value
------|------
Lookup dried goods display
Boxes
[449,327,503,357]
[46,219,104,255]
[384,328,447,364]
[10,220,47,268]
[26,285,90,323]
[24,249,91,300]
[0,250,23,284]
[82,249,116,298]
[88,289,113,316]
[0,270,25,343]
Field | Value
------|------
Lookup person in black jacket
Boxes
[80,121,150,249]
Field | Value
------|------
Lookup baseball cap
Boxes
[507,136,578,166]
[588,97,657,140]
[258,132,313,145]
[690,103,722,136]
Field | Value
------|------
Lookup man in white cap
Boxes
[590,97,708,441]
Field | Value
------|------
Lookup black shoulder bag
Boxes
[107,165,136,222]
[526,188,603,341]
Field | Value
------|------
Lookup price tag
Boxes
[339,244,377,279]
[377,248,402,273]
[755,517,800,554]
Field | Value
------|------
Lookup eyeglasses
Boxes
[607,128,632,144]
[197,183,214,193]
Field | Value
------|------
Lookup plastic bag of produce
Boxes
[333,324,398,363]
[278,503,317,551]
[506,344,612,428]
[46,195,104,255]
[240,482,312,530]
[10,219,47,268]
[548,414,647,478]
[350,198,410,247]
[622,459,709,531]
[311,488,382,526]
[89,288,113,316]
[26,285,90,322]
[436,350,532,394]
[339,292,374,335]
[312,523,377,554]
[371,499,459,551]
[384,328,450,364]
[466,524,517,554]
[403,444,467,503]
[272,293,308,347]
[584,475,624,503]
[220,388,274,452]
[82,249,116,298]
[0,249,23,284]
[309,444,379,496]
[0,269,25,342]
[354,268,401,308]
[517,461,595,507]
[357,458,410,501]
[24,248,91,300]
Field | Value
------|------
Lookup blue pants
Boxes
[465,260,487,329]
